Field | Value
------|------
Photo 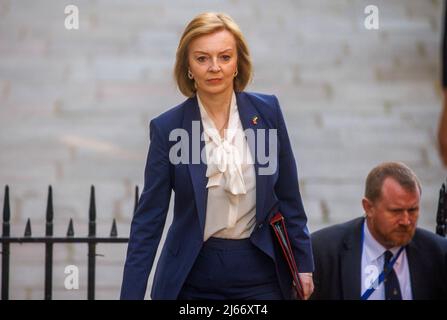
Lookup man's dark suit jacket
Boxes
[311,217,447,300]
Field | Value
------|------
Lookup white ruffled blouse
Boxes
[197,92,257,241]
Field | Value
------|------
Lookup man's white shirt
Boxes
[361,220,413,300]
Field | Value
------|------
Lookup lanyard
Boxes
[360,223,405,300]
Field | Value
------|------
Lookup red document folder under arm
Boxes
[269,212,304,300]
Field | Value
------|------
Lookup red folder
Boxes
[269,212,304,299]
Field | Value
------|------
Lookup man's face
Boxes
[362,177,420,249]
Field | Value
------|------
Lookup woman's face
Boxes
[188,29,238,97]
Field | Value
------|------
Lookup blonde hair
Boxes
[174,12,252,97]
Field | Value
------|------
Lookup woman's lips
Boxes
[206,78,223,84]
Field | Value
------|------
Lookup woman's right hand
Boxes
[293,272,314,300]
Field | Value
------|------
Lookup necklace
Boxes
[200,96,231,137]
[219,115,229,132]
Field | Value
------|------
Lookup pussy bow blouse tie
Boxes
[204,125,246,196]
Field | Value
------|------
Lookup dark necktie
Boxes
[383,250,402,300]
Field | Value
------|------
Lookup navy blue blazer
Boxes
[120,91,314,300]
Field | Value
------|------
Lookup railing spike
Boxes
[110,219,117,238]
[436,181,447,237]
[46,185,53,237]
[24,218,32,237]
[3,185,10,221]
[46,185,53,221]
[3,185,11,237]
[134,185,139,215]
[88,185,96,237]
[66,218,74,237]
[89,185,96,221]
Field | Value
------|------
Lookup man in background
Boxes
[311,162,447,300]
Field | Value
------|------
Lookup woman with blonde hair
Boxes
[121,12,314,300]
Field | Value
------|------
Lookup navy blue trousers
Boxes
[178,237,283,300]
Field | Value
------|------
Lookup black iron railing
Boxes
[2,179,445,300]
[0,185,138,300]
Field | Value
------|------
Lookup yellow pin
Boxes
[252,116,258,125]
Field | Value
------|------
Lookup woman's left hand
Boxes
[297,272,314,300]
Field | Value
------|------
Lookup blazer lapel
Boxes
[406,237,425,299]
[236,92,269,223]
[184,97,208,237]
[340,217,364,300]
[184,92,272,236]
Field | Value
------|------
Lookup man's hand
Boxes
[295,272,314,300]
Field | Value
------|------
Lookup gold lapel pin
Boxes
[252,116,258,125]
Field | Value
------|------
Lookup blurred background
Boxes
[0,0,445,299]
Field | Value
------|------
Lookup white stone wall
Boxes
[0,0,445,299]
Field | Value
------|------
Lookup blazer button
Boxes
[258,223,263,229]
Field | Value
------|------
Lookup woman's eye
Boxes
[221,55,231,61]
[197,56,207,63]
